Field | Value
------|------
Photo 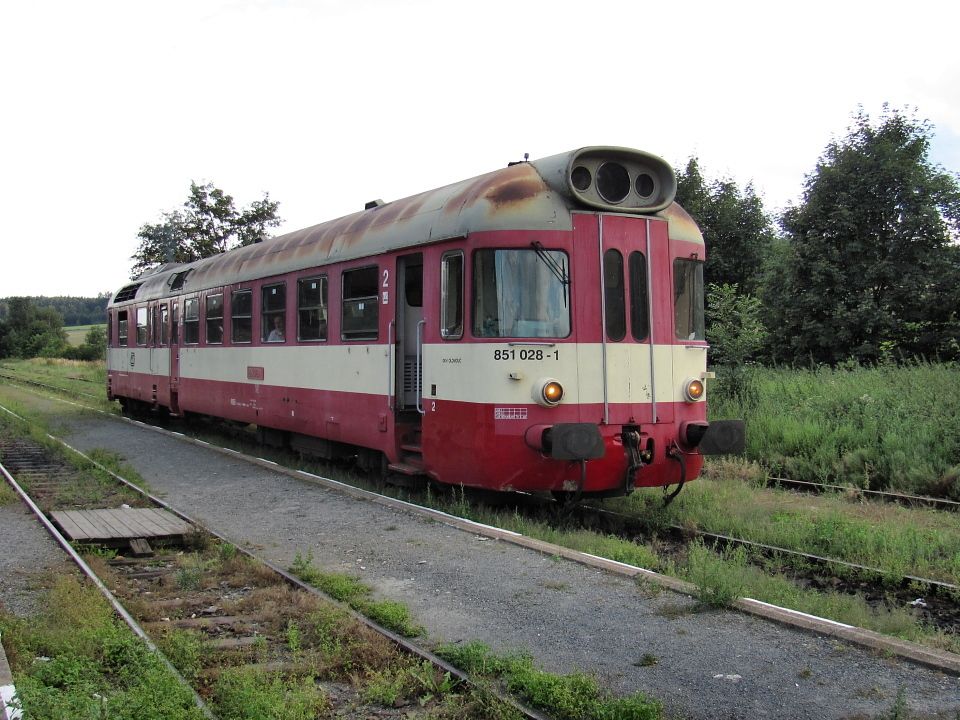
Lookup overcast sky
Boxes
[2,0,958,299]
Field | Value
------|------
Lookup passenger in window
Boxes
[268,316,285,342]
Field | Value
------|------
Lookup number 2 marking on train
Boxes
[382,270,389,287]
[431,402,437,412]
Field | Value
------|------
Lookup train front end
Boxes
[423,147,744,498]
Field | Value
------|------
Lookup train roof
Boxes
[110,147,704,306]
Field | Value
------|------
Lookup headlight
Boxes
[534,378,564,407]
[683,377,705,402]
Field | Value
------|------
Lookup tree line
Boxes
[0,295,111,327]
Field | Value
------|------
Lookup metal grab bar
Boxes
[415,319,426,415]
[387,320,395,410]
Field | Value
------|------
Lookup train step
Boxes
[387,461,427,476]
[400,443,423,453]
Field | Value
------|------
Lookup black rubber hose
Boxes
[664,444,687,505]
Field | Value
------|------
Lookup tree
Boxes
[778,107,960,364]
[0,297,67,359]
[675,158,776,294]
[130,182,282,277]
[706,283,767,400]
[706,283,768,367]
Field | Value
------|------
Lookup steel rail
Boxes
[764,474,960,512]
[0,404,553,720]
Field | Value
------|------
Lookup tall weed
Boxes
[709,361,960,498]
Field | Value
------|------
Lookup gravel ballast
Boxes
[3,393,957,720]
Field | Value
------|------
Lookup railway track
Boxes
[2,373,959,676]
[566,505,960,634]
[0,409,552,719]
[762,474,960,512]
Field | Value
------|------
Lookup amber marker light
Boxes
[534,378,564,407]
[683,378,705,402]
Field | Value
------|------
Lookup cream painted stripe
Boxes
[108,342,709,405]
[426,342,708,405]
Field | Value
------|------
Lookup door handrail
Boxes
[415,319,426,415]
[387,320,396,410]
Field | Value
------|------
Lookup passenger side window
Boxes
[232,290,252,343]
[206,294,224,344]
[440,252,463,340]
[262,284,286,343]
[160,305,169,346]
[341,267,379,341]
[673,258,705,341]
[183,298,200,344]
[117,310,128,346]
[136,307,148,346]
[298,277,327,341]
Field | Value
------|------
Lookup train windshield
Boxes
[473,249,570,338]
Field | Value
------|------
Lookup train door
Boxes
[394,254,424,412]
[169,300,181,415]
[391,254,425,469]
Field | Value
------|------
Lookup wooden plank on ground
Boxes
[94,509,139,537]
[102,508,157,537]
[50,508,192,541]
[128,538,153,556]
[66,511,108,539]
[141,508,192,535]
[51,512,88,540]
[76,510,122,539]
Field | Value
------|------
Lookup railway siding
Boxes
[27,400,959,720]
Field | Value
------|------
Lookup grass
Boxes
[0,576,206,720]
[289,550,424,637]
[437,641,661,720]
[0,358,114,413]
[84,447,152,492]
[211,668,328,720]
[0,481,16,506]
[709,361,960,499]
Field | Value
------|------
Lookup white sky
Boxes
[2,0,958,298]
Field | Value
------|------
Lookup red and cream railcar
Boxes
[107,147,742,498]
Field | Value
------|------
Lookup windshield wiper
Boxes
[531,241,569,308]
[531,241,569,287]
